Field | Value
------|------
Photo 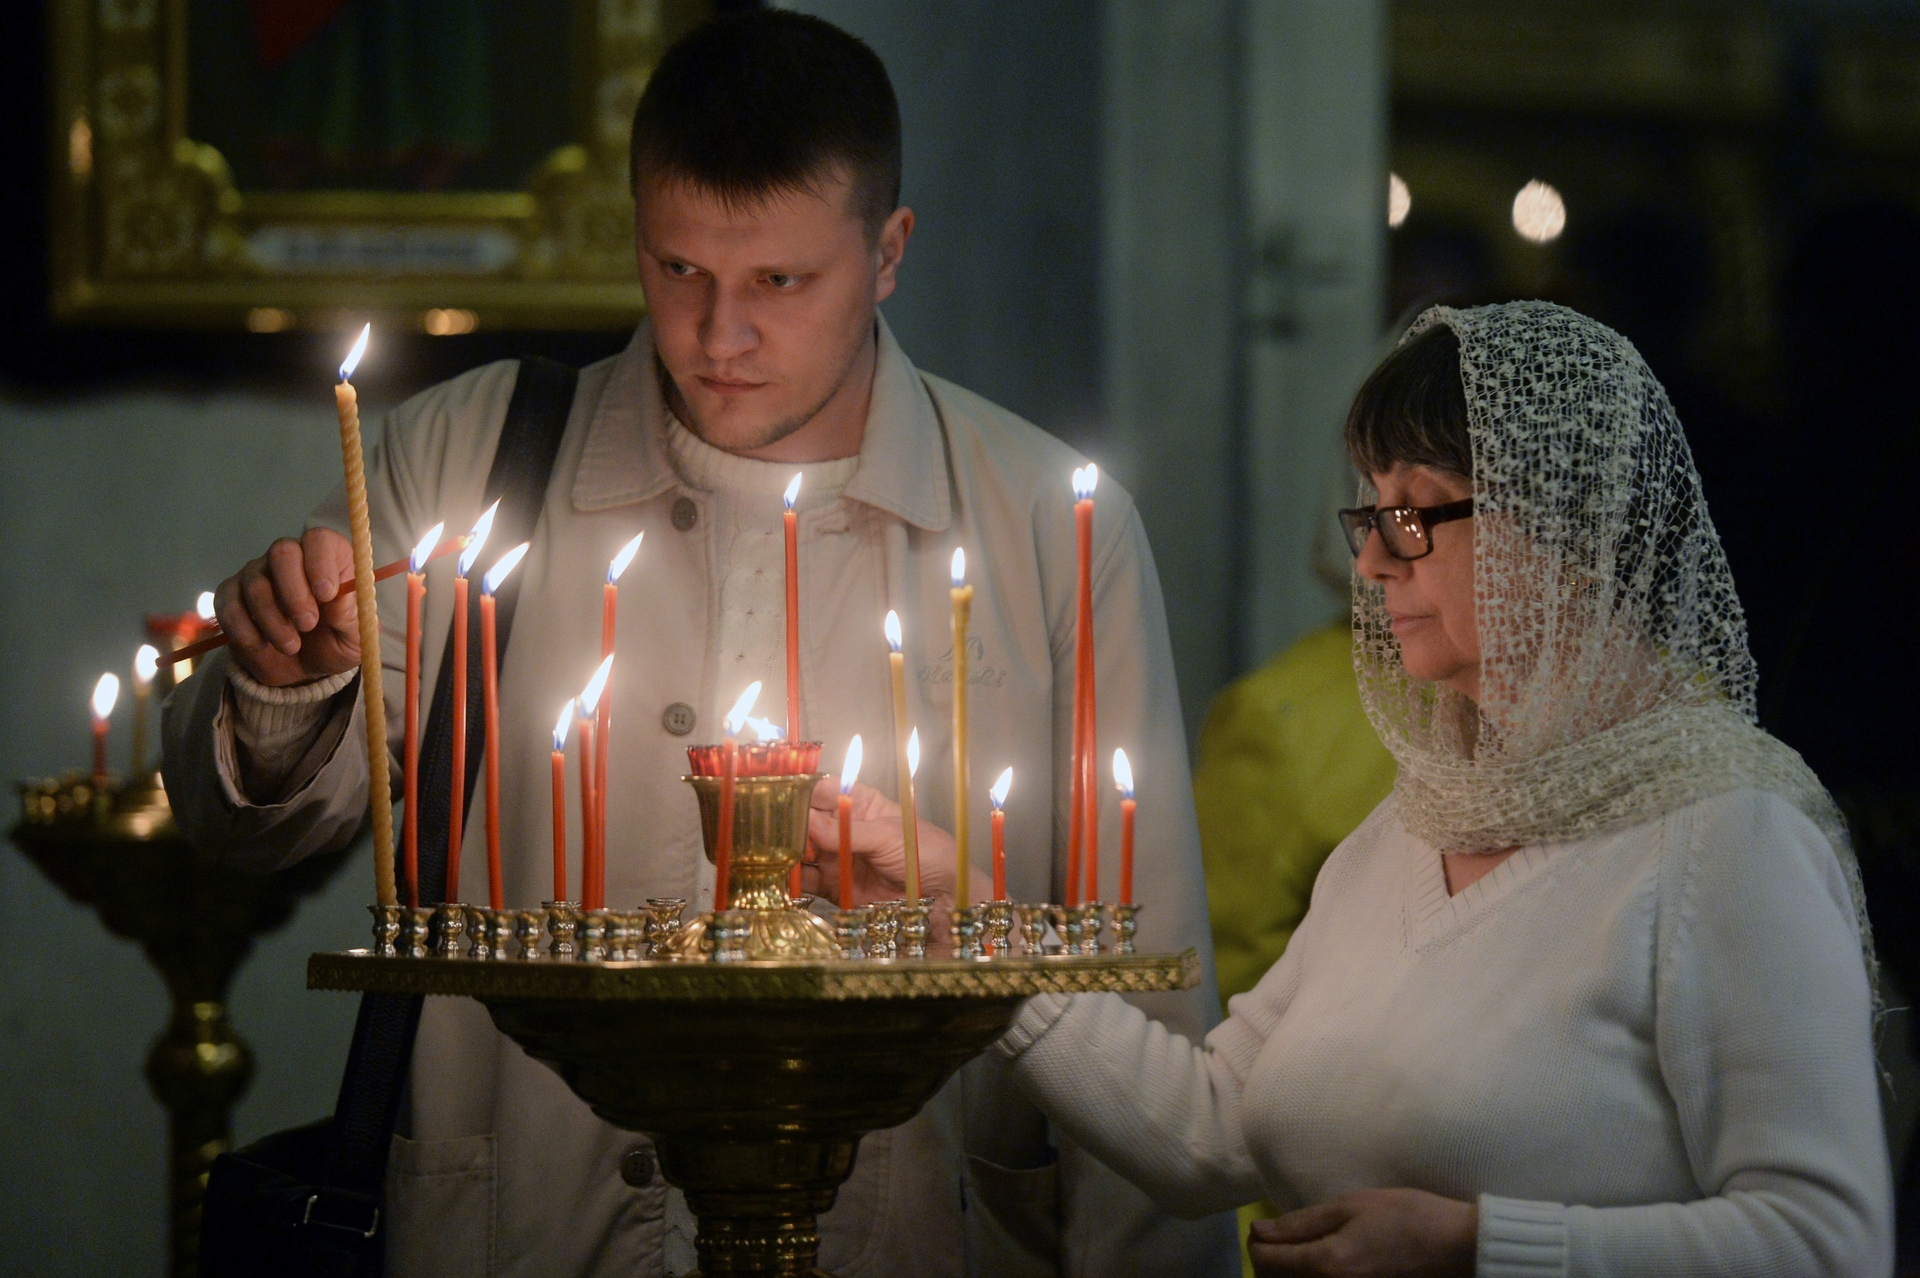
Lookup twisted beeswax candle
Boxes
[334,325,397,908]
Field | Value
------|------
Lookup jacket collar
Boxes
[571,315,951,532]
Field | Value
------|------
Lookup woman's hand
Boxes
[802,779,992,942]
[1248,1189,1476,1278]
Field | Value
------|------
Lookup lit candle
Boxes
[551,699,574,903]
[600,531,642,873]
[837,735,863,909]
[1068,465,1098,905]
[447,501,499,904]
[577,655,614,910]
[480,542,530,912]
[950,547,973,909]
[1113,748,1136,906]
[90,673,119,783]
[131,644,158,777]
[716,682,763,912]
[884,611,922,903]
[334,325,399,909]
[906,728,922,902]
[784,473,803,742]
[402,522,443,908]
[990,766,1012,903]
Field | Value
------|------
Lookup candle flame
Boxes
[950,546,966,587]
[1113,747,1134,798]
[578,654,615,716]
[1072,464,1099,502]
[783,473,802,510]
[91,672,120,720]
[724,681,763,737]
[553,699,575,752]
[840,734,863,793]
[745,716,784,743]
[339,323,370,381]
[457,500,499,578]
[884,609,902,653]
[607,531,643,584]
[409,521,446,575]
[990,766,1013,810]
[907,727,920,778]
[196,591,216,621]
[133,644,159,685]
[482,541,530,596]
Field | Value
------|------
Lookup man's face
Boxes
[635,171,910,455]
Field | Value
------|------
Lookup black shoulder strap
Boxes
[323,356,578,1198]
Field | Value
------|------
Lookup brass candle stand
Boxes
[310,941,1193,1277]
[12,772,351,1278]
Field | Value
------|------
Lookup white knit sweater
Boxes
[1000,789,1891,1276]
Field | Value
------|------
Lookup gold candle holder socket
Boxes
[1109,903,1142,955]
[985,900,1015,956]
[645,897,688,956]
[897,899,932,960]
[543,901,580,962]
[430,903,466,960]
[403,906,433,959]
[831,907,870,960]
[951,905,985,960]
[513,910,545,961]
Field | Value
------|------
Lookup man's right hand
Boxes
[215,527,361,687]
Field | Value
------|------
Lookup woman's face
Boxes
[1359,464,1480,702]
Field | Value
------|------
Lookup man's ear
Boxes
[874,206,914,303]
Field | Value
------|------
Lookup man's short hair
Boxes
[629,11,902,238]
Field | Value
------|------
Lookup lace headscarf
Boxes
[1354,302,1871,964]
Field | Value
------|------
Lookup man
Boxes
[165,12,1234,1276]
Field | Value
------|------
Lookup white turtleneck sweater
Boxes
[1000,788,1891,1277]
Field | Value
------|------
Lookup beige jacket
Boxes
[164,319,1237,1277]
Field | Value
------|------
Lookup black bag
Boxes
[199,357,578,1278]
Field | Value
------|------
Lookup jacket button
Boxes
[620,1146,656,1187]
[671,497,698,531]
[662,702,697,736]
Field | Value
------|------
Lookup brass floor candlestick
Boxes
[311,945,1198,1277]
[13,773,350,1278]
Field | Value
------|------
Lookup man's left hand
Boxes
[1247,1189,1476,1278]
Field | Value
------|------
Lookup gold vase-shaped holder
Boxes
[655,772,839,961]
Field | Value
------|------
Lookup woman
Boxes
[1001,302,1890,1276]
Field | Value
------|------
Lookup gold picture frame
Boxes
[51,0,711,331]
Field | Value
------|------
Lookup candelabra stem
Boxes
[144,999,254,1278]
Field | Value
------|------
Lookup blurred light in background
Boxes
[1388,171,1411,228]
[1511,179,1566,244]
[245,307,292,333]
[422,308,479,336]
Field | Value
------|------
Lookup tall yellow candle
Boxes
[335,324,397,909]
[949,548,973,909]
[884,610,920,902]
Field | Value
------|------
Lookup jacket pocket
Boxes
[963,1153,1059,1277]
[385,1133,497,1278]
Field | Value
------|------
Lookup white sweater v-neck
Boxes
[1002,788,1891,1276]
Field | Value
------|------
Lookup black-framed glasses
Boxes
[1337,498,1474,561]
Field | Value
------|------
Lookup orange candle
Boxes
[577,655,614,910]
[989,766,1012,902]
[401,522,441,909]
[1067,466,1098,904]
[837,735,863,909]
[884,612,921,902]
[715,683,763,913]
[716,737,738,911]
[551,700,573,902]
[89,673,118,783]
[784,473,802,741]
[600,533,642,877]
[1113,749,1135,905]
[479,543,529,912]
[447,503,498,903]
